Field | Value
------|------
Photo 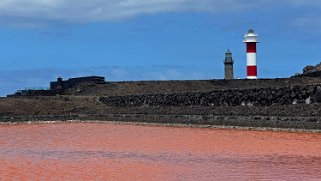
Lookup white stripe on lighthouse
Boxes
[246,53,257,66]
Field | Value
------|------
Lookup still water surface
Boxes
[1,122,321,180]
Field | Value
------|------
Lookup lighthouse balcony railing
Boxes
[243,36,259,43]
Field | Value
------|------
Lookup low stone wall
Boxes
[99,84,321,107]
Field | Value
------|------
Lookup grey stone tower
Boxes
[224,49,234,80]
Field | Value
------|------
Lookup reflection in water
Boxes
[0,122,321,180]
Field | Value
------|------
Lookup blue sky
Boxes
[0,0,321,96]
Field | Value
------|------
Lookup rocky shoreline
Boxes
[1,113,321,132]
[2,76,321,132]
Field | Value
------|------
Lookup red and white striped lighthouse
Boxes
[243,29,259,79]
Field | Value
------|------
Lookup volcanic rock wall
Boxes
[99,84,321,107]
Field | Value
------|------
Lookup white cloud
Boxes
[0,0,276,26]
[0,0,319,26]
[290,17,321,34]
[0,0,223,23]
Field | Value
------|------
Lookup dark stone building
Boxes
[224,49,234,80]
[50,76,106,91]
[8,76,106,97]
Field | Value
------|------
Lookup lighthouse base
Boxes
[247,76,258,79]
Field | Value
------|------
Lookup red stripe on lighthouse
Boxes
[246,43,257,53]
[247,66,257,76]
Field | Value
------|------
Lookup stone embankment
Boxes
[99,84,321,107]
[1,114,321,132]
